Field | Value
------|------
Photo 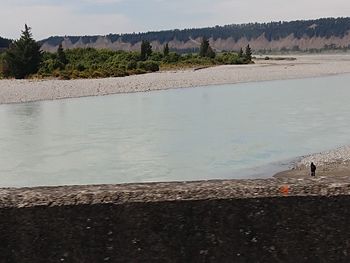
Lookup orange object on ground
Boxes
[280,185,290,195]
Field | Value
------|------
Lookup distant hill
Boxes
[0,36,11,50]
[41,17,350,53]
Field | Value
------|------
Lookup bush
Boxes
[38,59,63,74]
[133,68,147,75]
[149,52,163,61]
[217,52,241,64]
[110,68,128,77]
[163,52,180,63]
[59,70,71,80]
[137,61,159,72]
[75,63,86,71]
[18,46,252,80]
[126,60,137,70]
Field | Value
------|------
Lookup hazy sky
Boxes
[1,0,349,40]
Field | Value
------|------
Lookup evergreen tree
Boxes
[0,37,12,49]
[244,44,252,62]
[199,37,209,57]
[4,24,42,79]
[199,37,216,58]
[238,48,244,58]
[57,44,68,66]
[206,46,216,59]
[140,40,152,60]
[163,43,169,57]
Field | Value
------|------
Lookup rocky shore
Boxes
[275,145,350,179]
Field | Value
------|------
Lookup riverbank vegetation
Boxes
[0,26,253,80]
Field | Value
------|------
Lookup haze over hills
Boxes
[39,17,350,53]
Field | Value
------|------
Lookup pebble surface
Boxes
[1,176,350,208]
[297,145,350,168]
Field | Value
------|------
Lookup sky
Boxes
[1,0,349,40]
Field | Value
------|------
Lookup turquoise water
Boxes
[1,74,350,187]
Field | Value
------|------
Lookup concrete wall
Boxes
[0,178,350,263]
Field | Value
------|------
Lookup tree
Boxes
[163,43,169,57]
[140,40,152,60]
[199,37,209,57]
[57,44,68,66]
[238,48,244,58]
[206,46,216,59]
[244,44,252,62]
[4,24,42,79]
[199,37,216,58]
[0,36,12,49]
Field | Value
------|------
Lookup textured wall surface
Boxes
[0,178,350,263]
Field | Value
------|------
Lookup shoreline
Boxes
[1,54,350,104]
[274,145,350,179]
[1,54,350,182]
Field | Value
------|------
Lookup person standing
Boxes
[311,162,316,177]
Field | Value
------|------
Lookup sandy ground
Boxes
[1,54,350,104]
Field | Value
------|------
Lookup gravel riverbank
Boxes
[1,54,350,104]
[275,146,350,179]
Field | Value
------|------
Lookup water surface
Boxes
[1,74,350,187]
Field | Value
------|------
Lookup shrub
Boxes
[59,70,71,80]
[163,52,180,63]
[137,61,159,72]
[132,68,147,75]
[126,60,137,70]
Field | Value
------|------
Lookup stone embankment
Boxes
[1,177,350,262]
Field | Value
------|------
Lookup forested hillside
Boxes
[41,17,350,52]
[0,37,11,50]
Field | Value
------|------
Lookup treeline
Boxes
[0,25,253,79]
[0,37,11,50]
[43,17,350,47]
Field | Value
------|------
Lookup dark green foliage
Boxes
[238,48,244,58]
[141,40,152,60]
[206,46,216,59]
[199,37,216,58]
[4,25,42,78]
[0,53,8,78]
[57,44,68,66]
[216,52,245,64]
[137,61,159,72]
[163,52,180,63]
[149,52,163,61]
[0,37,12,49]
[126,60,137,70]
[163,43,170,57]
[245,44,252,62]
[32,46,252,79]
[35,48,163,79]
[199,37,210,57]
[200,38,215,58]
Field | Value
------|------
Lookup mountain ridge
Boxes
[7,17,350,52]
